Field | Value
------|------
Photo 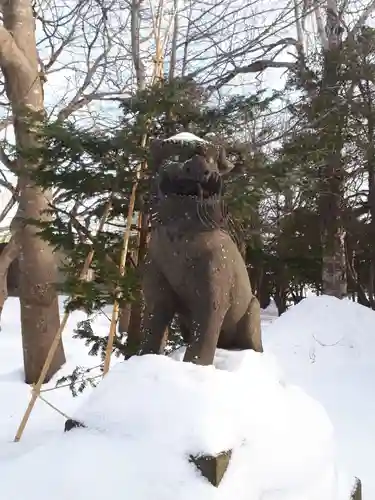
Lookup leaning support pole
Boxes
[102,4,168,374]
[102,153,145,375]
[14,202,112,442]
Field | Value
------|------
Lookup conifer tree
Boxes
[31,77,281,392]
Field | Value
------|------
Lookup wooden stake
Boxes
[14,202,112,442]
[103,152,145,375]
[16,0,175,442]
[102,0,172,376]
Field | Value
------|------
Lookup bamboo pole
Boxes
[102,3,169,375]
[15,0,175,442]
[102,154,144,375]
[14,202,112,442]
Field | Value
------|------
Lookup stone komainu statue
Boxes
[140,133,263,366]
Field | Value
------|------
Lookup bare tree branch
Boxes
[0,193,18,225]
[211,60,296,90]
[351,0,375,36]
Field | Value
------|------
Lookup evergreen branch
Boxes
[48,201,139,270]
[55,363,103,397]
[50,202,121,269]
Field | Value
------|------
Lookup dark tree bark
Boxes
[318,5,347,299]
[126,212,149,355]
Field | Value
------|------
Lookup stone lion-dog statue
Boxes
[139,134,263,366]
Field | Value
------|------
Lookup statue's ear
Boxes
[195,143,220,170]
[195,143,209,157]
[217,146,235,175]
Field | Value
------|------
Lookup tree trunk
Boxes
[274,271,288,316]
[126,212,149,355]
[131,0,145,90]
[0,235,21,326]
[118,303,132,334]
[0,0,65,384]
[118,251,137,334]
[362,83,375,305]
[318,4,347,299]
[169,0,179,80]
[274,290,288,316]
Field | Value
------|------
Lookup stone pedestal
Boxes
[64,418,86,432]
[189,450,232,487]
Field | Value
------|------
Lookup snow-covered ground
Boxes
[0,295,371,499]
[266,296,375,498]
[0,298,112,463]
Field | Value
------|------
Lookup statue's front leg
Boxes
[183,312,224,366]
[234,295,263,352]
[183,283,227,366]
[137,261,176,357]
[140,304,175,356]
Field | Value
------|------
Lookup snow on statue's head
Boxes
[149,132,235,180]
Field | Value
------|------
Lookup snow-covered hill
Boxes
[266,295,375,498]
[0,295,371,499]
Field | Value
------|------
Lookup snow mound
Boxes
[267,295,374,498]
[261,299,279,326]
[164,131,207,143]
[0,350,350,500]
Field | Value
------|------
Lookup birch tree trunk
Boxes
[0,0,65,383]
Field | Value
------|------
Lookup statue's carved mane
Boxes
[150,138,218,172]
[145,135,244,250]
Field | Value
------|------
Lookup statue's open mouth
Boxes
[159,173,222,199]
